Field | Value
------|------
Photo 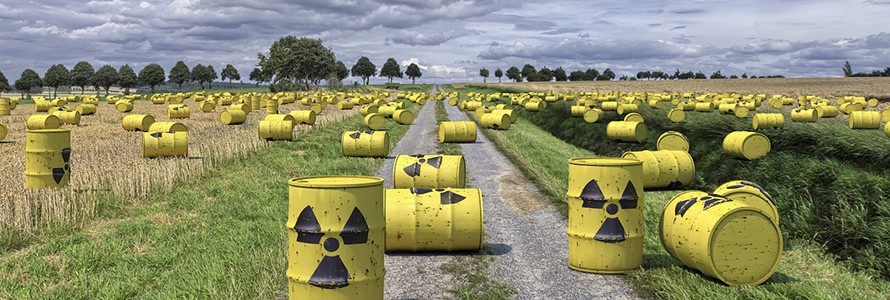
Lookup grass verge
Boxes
[440,245,516,300]
[448,85,890,300]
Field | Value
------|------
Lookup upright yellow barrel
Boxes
[606,121,647,143]
[622,150,695,189]
[259,114,296,141]
[27,114,61,130]
[393,110,414,125]
[0,122,6,141]
[290,110,317,125]
[583,108,603,123]
[0,98,10,116]
[342,131,389,157]
[220,110,247,125]
[287,176,384,300]
[143,131,189,158]
[659,192,781,285]
[723,131,770,160]
[393,155,466,189]
[266,99,279,114]
[480,113,511,130]
[25,129,72,189]
[385,188,483,251]
[849,111,881,129]
[364,113,386,130]
[123,115,156,131]
[752,113,784,130]
[438,121,477,143]
[567,158,644,273]
[656,131,689,151]
[148,121,187,133]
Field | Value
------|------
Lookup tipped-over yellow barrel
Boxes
[622,150,695,189]
[438,121,477,143]
[143,131,189,158]
[606,121,648,143]
[220,110,247,125]
[392,154,466,189]
[480,113,511,130]
[259,114,295,140]
[656,131,689,151]
[723,131,770,160]
[342,131,389,157]
[148,121,187,133]
[393,109,414,125]
[752,114,784,130]
[123,115,156,132]
[27,114,61,130]
[385,188,483,251]
[363,113,386,130]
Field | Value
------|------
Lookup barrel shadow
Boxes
[643,253,682,269]
[0,141,15,144]
[188,156,205,160]
[386,243,512,257]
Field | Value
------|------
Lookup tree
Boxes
[379,58,403,83]
[405,63,422,84]
[730,75,739,79]
[93,65,118,96]
[521,64,536,81]
[600,68,615,81]
[741,73,748,79]
[138,63,166,94]
[221,64,241,83]
[117,64,138,94]
[553,67,567,82]
[479,68,490,83]
[569,70,585,81]
[538,67,553,82]
[334,61,349,83]
[710,70,725,79]
[351,56,376,85]
[0,69,9,93]
[44,64,70,98]
[505,66,521,82]
[694,71,707,79]
[191,64,209,90]
[15,69,42,98]
[494,68,503,83]
[70,61,94,95]
[619,75,629,81]
[843,61,853,77]
[584,68,599,81]
[257,35,337,90]
[207,65,218,89]
[249,67,264,86]
[169,61,191,91]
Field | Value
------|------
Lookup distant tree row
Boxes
[480,65,785,83]
[843,61,890,77]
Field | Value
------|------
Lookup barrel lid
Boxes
[710,208,782,285]
[569,157,642,166]
[289,176,384,188]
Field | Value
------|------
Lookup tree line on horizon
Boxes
[842,61,890,78]
[478,64,786,83]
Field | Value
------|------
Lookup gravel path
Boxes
[438,86,640,300]
[381,87,457,300]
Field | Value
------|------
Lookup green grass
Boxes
[448,85,890,299]
[0,104,418,299]
[440,245,516,300]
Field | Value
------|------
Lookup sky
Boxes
[1,0,890,84]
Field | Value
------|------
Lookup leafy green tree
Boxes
[741,73,748,79]
[568,70,585,81]
[221,64,241,83]
[553,67,567,82]
[351,56,376,85]
[333,61,349,82]
[694,71,707,79]
[249,67,263,86]
[521,64,536,81]
[584,68,599,81]
[538,67,553,82]
[380,58,403,83]
[93,65,118,96]
[0,69,9,93]
[257,35,336,90]
[44,64,70,98]
[405,63,422,84]
[207,65,218,89]
[191,64,209,90]
[118,64,138,94]
[600,68,615,81]
[479,67,489,83]
[138,63,166,94]
[169,61,191,91]
[494,68,503,83]
[15,69,42,98]
[70,61,94,95]
[506,66,521,82]
[710,70,726,79]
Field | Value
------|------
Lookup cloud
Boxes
[387,29,481,46]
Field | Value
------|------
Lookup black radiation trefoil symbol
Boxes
[580,180,638,243]
[411,188,466,204]
[348,131,375,139]
[293,205,369,289]
[402,155,443,177]
[724,181,776,207]
[52,147,72,184]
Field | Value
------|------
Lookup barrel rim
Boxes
[707,207,783,285]
[569,157,642,166]
[25,128,70,134]
[289,175,384,188]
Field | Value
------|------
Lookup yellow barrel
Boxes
[464,101,483,112]
[694,102,715,112]
[623,113,644,123]
[143,131,189,158]
[717,104,737,115]
[667,108,686,123]
[848,111,881,129]
[840,102,863,114]
[250,97,262,111]
[342,131,389,157]
[199,101,215,113]
[648,100,664,109]
[385,188,483,251]
[151,97,166,105]
[616,104,638,115]
[659,192,781,285]
[600,101,618,111]
[814,105,839,118]
[34,101,53,112]
[74,104,97,115]
[360,105,379,116]
[51,110,81,126]
[393,109,415,125]
[266,99,279,114]
[885,122,890,138]
[167,104,191,119]
[733,106,749,118]
[309,103,323,115]
[290,110,317,125]
[493,109,518,124]
[377,105,399,117]
[882,109,890,123]
[52,99,67,107]
[622,150,694,189]
[259,114,295,141]
[656,131,689,152]
[679,102,695,111]
[232,103,251,114]
[583,108,603,123]
[480,113,511,130]
[363,113,386,130]
[27,114,61,130]
[790,109,817,123]
[24,129,72,189]
[567,158,644,273]
[0,98,10,116]
[392,155,465,189]
[148,121,187,133]
[123,114,156,131]
[474,107,491,119]
[868,98,879,108]
[606,121,647,143]
[570,106,589,117]
[287,176,385,299]
[438,121,477,143]
[723,131,770,160]
[0,122,5,140]
[524,101,546,112]
[712,180,779,225]
[220,110,247,125]
[337,101,354,110]
[115,101,134,113]
[752,113,784,130]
